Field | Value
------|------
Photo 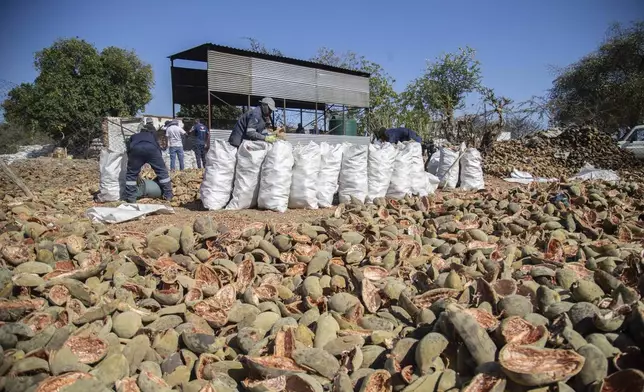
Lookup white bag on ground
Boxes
[201,140,238,210]
[367,142,397,202]
[317,142,344,208]
[427,173,440,194]
[459,148,485,190]
[426,151,441,175]
[226,141,271,210]
[258,140,294,212]
[387,143,414,199]
[289,141,321,209]
[437,147,461,189]
[95,149,127,202]
[409,142,430,196]
[338,144,368,203]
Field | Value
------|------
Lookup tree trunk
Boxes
[0,159,35,199]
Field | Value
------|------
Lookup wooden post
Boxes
[0,159,35,199]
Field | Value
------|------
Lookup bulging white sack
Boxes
[226,141,271,210]
[201,140,238,210]
[459,148,485,191]
[317,142,344,208]
[367,142,397,202]
[437,147,460,189]
[426,151,441,175]
[289,141,321,209]
[427,173,440,194]
[96,149,127,202]
[338,144,368,204]
[258,140,294,213]
[387,143,414,199]
[409,142,430,196]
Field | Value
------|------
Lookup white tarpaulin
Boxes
[459,148,485,191]
[503,169,558,184]
[86,203,174,224]
[227,141,271,210]
[95,149,127,202]
[367,142,397,202]
[201,140,238,210]
[317,143,344,208]
[338,144,368,203]
[569,164,620,182]
[258,140,295,213]
[289,141,321,209]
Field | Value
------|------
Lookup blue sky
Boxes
[1,0,642,116]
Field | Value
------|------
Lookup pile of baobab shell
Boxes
[1,180,644,392]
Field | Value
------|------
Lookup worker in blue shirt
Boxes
[123,119,173,203]
[375,127,422,144]
[190,119,209,169]
[228,97,278,148]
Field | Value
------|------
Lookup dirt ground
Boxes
[1,158,525,232]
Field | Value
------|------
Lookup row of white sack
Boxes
[426,143,485,191]
[201,140,440,213]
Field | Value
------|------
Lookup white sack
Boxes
[95,149,127,202]
[426,151,440,175]
[459,148,485,191]
[257,141,295,213]
[504,169,558,184]
[338,143,368,204]
[387,143,414,199]
[200,140,238,210]
[289,141,321,209]
[427,173,440,194]
[409,142,430,196]
[367,142,397,202]
[226,141,271,210]
[317,142,344,208]
[437,147,461,189]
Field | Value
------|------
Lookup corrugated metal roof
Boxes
[209,129,371,146]
[169,43,370,78]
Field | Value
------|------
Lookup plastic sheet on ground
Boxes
[503,169,558,184]
[317,143,344,208]
[95,149,127,202]
[459,148,485,191]
[569,164,620,182]
[338,144,368,203]
[258,140,295,213]
[227,141,271,210]
[367,142,397,202]
[86,203,174,224]
[200,140,238,210]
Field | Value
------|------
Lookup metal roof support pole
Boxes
[283,98,286,131]
[300,109,303,130]
[342,105,346,135]
[315,102,318,134]
[323,106,327,134]
[247,95,251,110]
[170,59,175,118]
[207,91,212,129]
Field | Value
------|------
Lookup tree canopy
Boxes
[549,22,644,134]
[2,38,153,148]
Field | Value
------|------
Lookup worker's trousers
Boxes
[193,144,206,169]
[124,144,173,203]
[169,147,184,171]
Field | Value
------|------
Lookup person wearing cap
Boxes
[165,119,186,171]
[190,119,209,169]
[228,97,279,148]
[374,127,422,144]
[123,119,173,203]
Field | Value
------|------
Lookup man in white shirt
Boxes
[165,120,186,171]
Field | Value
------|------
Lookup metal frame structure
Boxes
[168,43,371,135]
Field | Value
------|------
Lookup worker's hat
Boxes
[260,97,276,111]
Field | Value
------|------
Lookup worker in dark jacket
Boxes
[228,97,278,147]
[123,119,173,203]
[375,127,422,144]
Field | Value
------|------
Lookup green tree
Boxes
[550,22,644,134]
[2,38,153,151]
[401,47,483,140]
[177,104,242,128]
[311,48,398,134]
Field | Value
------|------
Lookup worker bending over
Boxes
[228,97,278,147]
[123,119,173,203]
[375,127,422,144]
